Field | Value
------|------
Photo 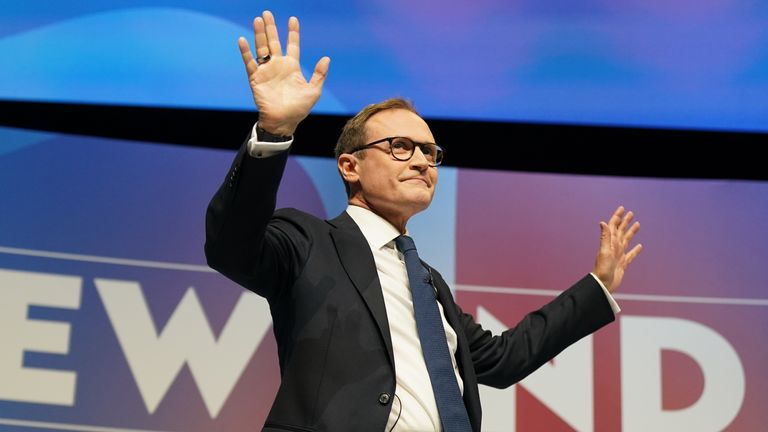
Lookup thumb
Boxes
[310,56,331,87]
[599,221,609,241]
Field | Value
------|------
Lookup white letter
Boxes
[621,316,745,432]
[477,306,517,432]
[477,306,594,431]
[95,279,271,418]
[0,268,81,405]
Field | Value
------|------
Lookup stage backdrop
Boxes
[0,126,766,431]
[1,1,768,132]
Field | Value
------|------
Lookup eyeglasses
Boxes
[351,137,444,167]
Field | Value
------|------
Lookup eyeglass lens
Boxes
[390,138,442,165]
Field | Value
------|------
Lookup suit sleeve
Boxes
[458,275,615,388]
[204,137,311,301]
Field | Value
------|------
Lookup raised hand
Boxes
[592,206,643,293]
[238,11,331,136]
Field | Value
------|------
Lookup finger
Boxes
[310,56,331,87]
[286,16,300,60]
[611,221,621,249]
[618,210,634,233]
[623,221,640,245]
[624,244,643,266]
[253,17,270,60]
[608,205,625,230]
[599,221,608,238]
[238,37,258,77]
[597,221,612,253]
[262,10,283,56]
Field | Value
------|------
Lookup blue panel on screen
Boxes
[1,1,767,131]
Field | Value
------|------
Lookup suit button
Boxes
[378,392,390,405]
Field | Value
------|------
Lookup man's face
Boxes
[353,109,438,221]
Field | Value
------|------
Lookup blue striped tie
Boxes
[395,235,472,432]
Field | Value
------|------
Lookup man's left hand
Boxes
[592,206,643,293]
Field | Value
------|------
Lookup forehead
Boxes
[365,109,434,142]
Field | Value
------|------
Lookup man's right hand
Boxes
[238,11,330,137]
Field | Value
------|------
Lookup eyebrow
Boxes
[399,136,437,145]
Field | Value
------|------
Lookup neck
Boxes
[348,197,410,234]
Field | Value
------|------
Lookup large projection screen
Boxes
[0,126,765,431]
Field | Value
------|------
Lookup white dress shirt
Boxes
[346,205,462,431]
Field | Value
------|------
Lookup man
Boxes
[205,11,642,432]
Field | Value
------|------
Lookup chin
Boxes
[408,193,433,211]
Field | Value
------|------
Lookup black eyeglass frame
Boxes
[350,136,444,167]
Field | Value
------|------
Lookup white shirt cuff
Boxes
[590,273,621,314]
[246,123,293,158]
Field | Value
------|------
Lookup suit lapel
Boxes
[328,212,479,430]
[328,212,395,370]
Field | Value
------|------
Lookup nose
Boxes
[409,146,430,170]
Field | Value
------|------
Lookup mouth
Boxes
[403,177,430,187]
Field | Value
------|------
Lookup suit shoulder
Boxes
[273,208,333,231]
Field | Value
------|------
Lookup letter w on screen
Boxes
[96,279,272,418]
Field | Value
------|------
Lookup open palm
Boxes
[592,206,643,292]
[238,11,330,136]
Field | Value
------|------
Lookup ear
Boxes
[338,154,361,185]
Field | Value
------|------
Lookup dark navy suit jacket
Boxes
[205,141,615,431]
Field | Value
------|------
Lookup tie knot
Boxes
[395,235,417,254]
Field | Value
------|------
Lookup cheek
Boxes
[366,171,397,194]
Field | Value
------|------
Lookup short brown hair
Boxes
[335,98,419,196]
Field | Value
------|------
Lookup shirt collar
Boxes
[345,204,406,251]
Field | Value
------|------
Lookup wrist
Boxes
[256,123,294,142]
[256,118,297,137]
[590,271,612,292]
